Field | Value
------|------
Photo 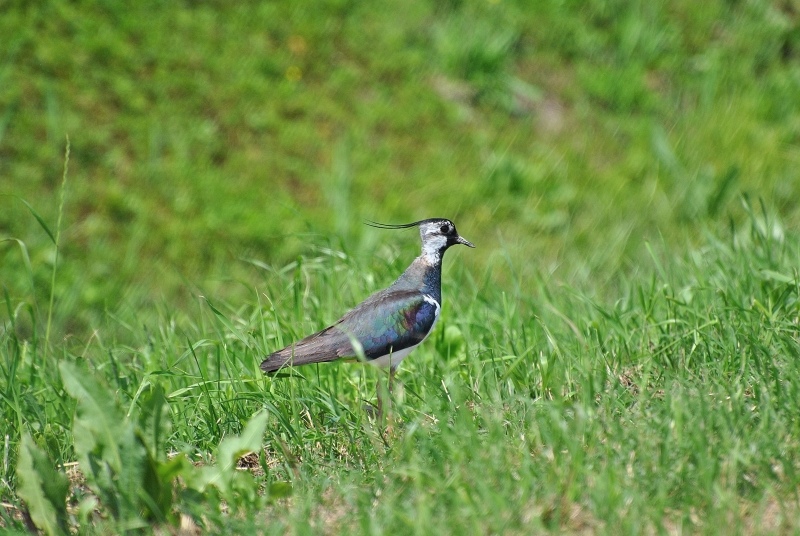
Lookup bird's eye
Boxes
[440,223,452,234]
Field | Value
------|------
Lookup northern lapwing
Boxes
[260,218,474,412]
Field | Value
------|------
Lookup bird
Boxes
[260,218,474,412]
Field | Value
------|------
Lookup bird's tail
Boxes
[261,325,352,373]
[259,344,341,373]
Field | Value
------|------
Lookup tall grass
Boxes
[2,190,799,533]
[42,138,69,358]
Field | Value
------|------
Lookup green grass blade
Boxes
[17,199,56,246]
[193,410,269,494]
[16,434,70,536]
[42,137,69,356]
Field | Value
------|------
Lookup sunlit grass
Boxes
[2,0,800,533]
[3,192,800,532]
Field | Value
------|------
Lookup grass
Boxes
[3,194,800,533]
[2,0,800,533]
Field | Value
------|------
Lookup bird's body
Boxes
[260,218,473,374]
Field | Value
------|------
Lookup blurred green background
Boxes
[2,0,799,335]
[3,2,800,532]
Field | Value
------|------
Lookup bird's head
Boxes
[366,217,474,263]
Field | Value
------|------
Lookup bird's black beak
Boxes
[456,235,475,248]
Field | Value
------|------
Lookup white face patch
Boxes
[419,221,449,264]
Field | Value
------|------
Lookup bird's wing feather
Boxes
[337,289,438,359]
[260,289,438,373]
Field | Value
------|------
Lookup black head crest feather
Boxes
[364,218,447,230]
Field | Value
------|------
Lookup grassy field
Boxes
[2,0,800,533]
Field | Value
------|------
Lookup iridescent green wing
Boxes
[335,289,438,360]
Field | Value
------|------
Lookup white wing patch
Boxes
[423,294,441,319]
